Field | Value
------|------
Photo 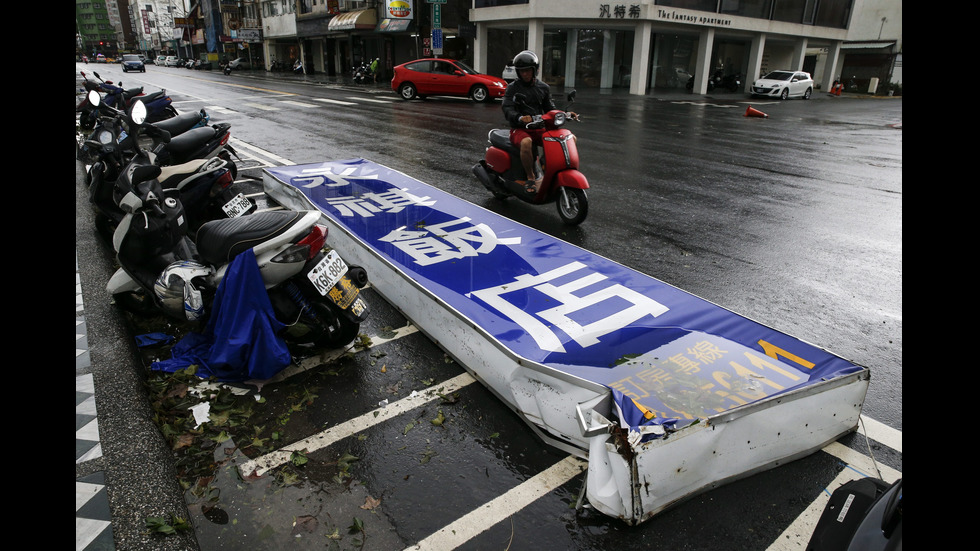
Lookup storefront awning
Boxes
[327,9,377,32]
[377,18,412,33]
[842,41,896,50]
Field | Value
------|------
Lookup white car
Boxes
[502,65,516,82]
[227,57,250,70]
[164,56,179,67]
[751,70,813,99]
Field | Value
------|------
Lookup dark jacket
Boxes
[502,77,556,128]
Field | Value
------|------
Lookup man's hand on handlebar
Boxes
[567,111,580,121]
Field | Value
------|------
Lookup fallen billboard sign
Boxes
[263,159,870,524]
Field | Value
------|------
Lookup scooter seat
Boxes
[195,210,307,265]
[489,129,519,154]
[123,87,144,99]
[157,158,210,189]
[141,90,165,103]
[165,126,217,159]
[152,111,205,136]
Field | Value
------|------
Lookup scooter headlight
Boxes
[553,112,566,127]
[97,129,114,144]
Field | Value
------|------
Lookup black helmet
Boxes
[512,50,539,76]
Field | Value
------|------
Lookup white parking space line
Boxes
[229,137,294,166]
[238,371,478,477]
[405,455,588,551]
[204,105,237,115]
[767,441,901,551]
[858,414,902,453]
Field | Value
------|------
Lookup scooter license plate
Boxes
[221,193,253,218]
[308,250,349,296]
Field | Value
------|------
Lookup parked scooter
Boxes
[721,72,742,92]
[352,60,375,84]
[77,71,115,129]
[81,93,251,242]
[471,90,589,225]
[105,160,370,348]
[83,71,177,124]
[79,90,237,179]
[686,74,715,92]
[293,59,304,74]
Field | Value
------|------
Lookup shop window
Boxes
[720,0,772,19]
[772,0,808,23]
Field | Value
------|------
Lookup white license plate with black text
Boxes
[307,250,348,296]
[221,193,253,218]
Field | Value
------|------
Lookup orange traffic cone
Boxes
[834,84,842,95]
[745,105,768,118]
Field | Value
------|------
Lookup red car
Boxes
[391,58,508,102]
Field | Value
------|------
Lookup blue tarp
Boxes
[152,248,291,382]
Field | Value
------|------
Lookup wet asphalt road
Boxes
[76,63,901,550]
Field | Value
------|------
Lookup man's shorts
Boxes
[510,128,546,147]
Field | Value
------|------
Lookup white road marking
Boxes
[238,371,477,477]
[242,102,280,111]
[312,97,357,106]
[279,100,318,108]
[404,455,588,551]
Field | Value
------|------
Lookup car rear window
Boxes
[123,55,140,62]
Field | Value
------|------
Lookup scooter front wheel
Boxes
[111,289,157,317]
[556,187,588,225]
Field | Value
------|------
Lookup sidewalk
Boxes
[76,153,200,551]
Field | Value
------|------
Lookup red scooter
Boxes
[472,91,589,225]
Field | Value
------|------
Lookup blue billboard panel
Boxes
[265,159,865,431]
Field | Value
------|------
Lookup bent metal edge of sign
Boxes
[262,158,870,524]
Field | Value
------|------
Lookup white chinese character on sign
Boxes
[323,188,436,217]
[292,165,380,188]
[379,217,520,266]
[362,189,436,214]
[468,262,670,353]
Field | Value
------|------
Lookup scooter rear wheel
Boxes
[556,187,588,225]
[289,300,360,349]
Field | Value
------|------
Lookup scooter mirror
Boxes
[131,100,147,125]
[88,90,101,107]
[94,72,101,80]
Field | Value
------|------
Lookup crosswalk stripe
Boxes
[243,102,279,111]
[312,97,357,106]
[280,100,318,108]
[347,96,396,104]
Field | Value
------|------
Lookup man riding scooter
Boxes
[502,50,577,195]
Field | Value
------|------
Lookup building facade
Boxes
[469,0,902,95]
[81,1,900,96]
[77,1,121,57]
